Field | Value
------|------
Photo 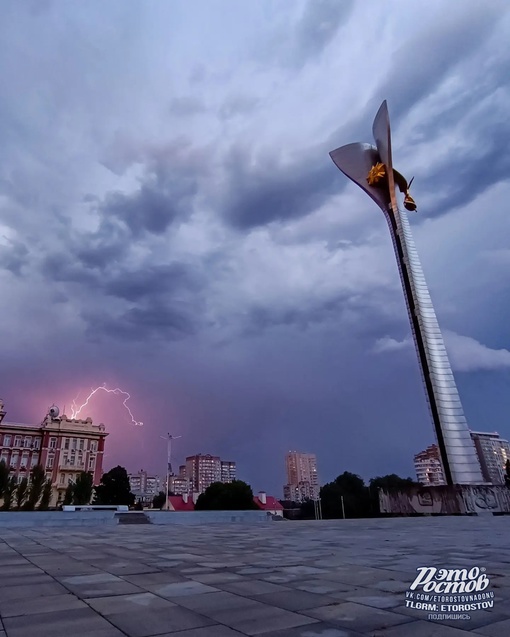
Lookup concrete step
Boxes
[115,512,151,524]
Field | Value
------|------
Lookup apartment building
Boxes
[283,451,319,502]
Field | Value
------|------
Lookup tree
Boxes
[94,466,135,506]
[73,472,94,505]
[320,472,371,519]
[370,474,417,491]
[0,460,9,498]
[26,465,46,510]
[63,483,74,506]
[195,480,257,511]
[16,477,28,509]
[299,498,316,519]
[39,480,53,510]
[152,491,166,509]
[1,476,17,510]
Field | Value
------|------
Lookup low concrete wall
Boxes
[147,510,272,525]
[0,511,117,528]
[0,510,273,528]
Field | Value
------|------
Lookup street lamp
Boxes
[160,433,181,511]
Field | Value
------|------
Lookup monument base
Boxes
[379,484,510,516]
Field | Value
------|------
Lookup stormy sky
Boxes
[1,0,510,496]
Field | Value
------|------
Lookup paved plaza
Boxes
[0,516,509,637]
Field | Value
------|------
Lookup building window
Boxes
[31,452,39,468]
[60,473,65,484]
[49,437,57,449]
[88,456,95,470]
[20,451,30,468]
[63,453,68,466]
[64,438,69,450]
[3,434,12,447]
[79,439,84,451]
[90,441,97,453]
[71,438,77,450]
[23,436,32,448]
[47,454,54,469]
[14,435,22,447]
[1,450,9,464]
[33,438,41,450]
[10,451,19,468]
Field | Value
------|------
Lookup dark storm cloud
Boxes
[100,185,183,237]
[98,136,211,235]
[103,263,204,302]
[74,218,132,270]
[220,3,506,232]
[221,143,342,228]
[41,252,98,286]
[293,0,354,67]
[366,2,505,124]
[83,302,199,343]
[0,238,29,276]
[420,118,510,215]
[242,285,404,338]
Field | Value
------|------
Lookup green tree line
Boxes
[298,472,419,519]
[0,462,136,510]
[0,461,53,510]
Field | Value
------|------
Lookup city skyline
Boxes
[1,2,510,496]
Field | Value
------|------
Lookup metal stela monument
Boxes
[329,101,510,514]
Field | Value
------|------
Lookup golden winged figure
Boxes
[367,163,417,212]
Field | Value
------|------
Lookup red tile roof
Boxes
[253,496,284,511]
[168,496,195,511]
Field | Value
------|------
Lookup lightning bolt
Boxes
[70,383,143,426]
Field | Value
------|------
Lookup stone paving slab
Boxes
[157,627,247,637]
[106,606,216,636]
[302,601,413,633]
[171,591,261,615]
[0,582,68,602]
[2,607,125,637]
[370,620,475,635]
[254,590,338,612]
[261,626,364,637]
[209,604,319,635]
[1,516,510,636]
[0,593,87,618]
[475,618,510,636]
[84,592,177,615]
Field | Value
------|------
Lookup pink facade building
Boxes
[0,400,108,506]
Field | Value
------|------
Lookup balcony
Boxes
[59,461,86,471]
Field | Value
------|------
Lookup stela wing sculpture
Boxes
[330,101,483,486]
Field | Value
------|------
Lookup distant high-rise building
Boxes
[414,445,446,485]
[284,451,319,502]
[129,469,161,504]
[185,454,237,493]
[168,475,190,496]
[221,460,236,483]
[470,432,510,485]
